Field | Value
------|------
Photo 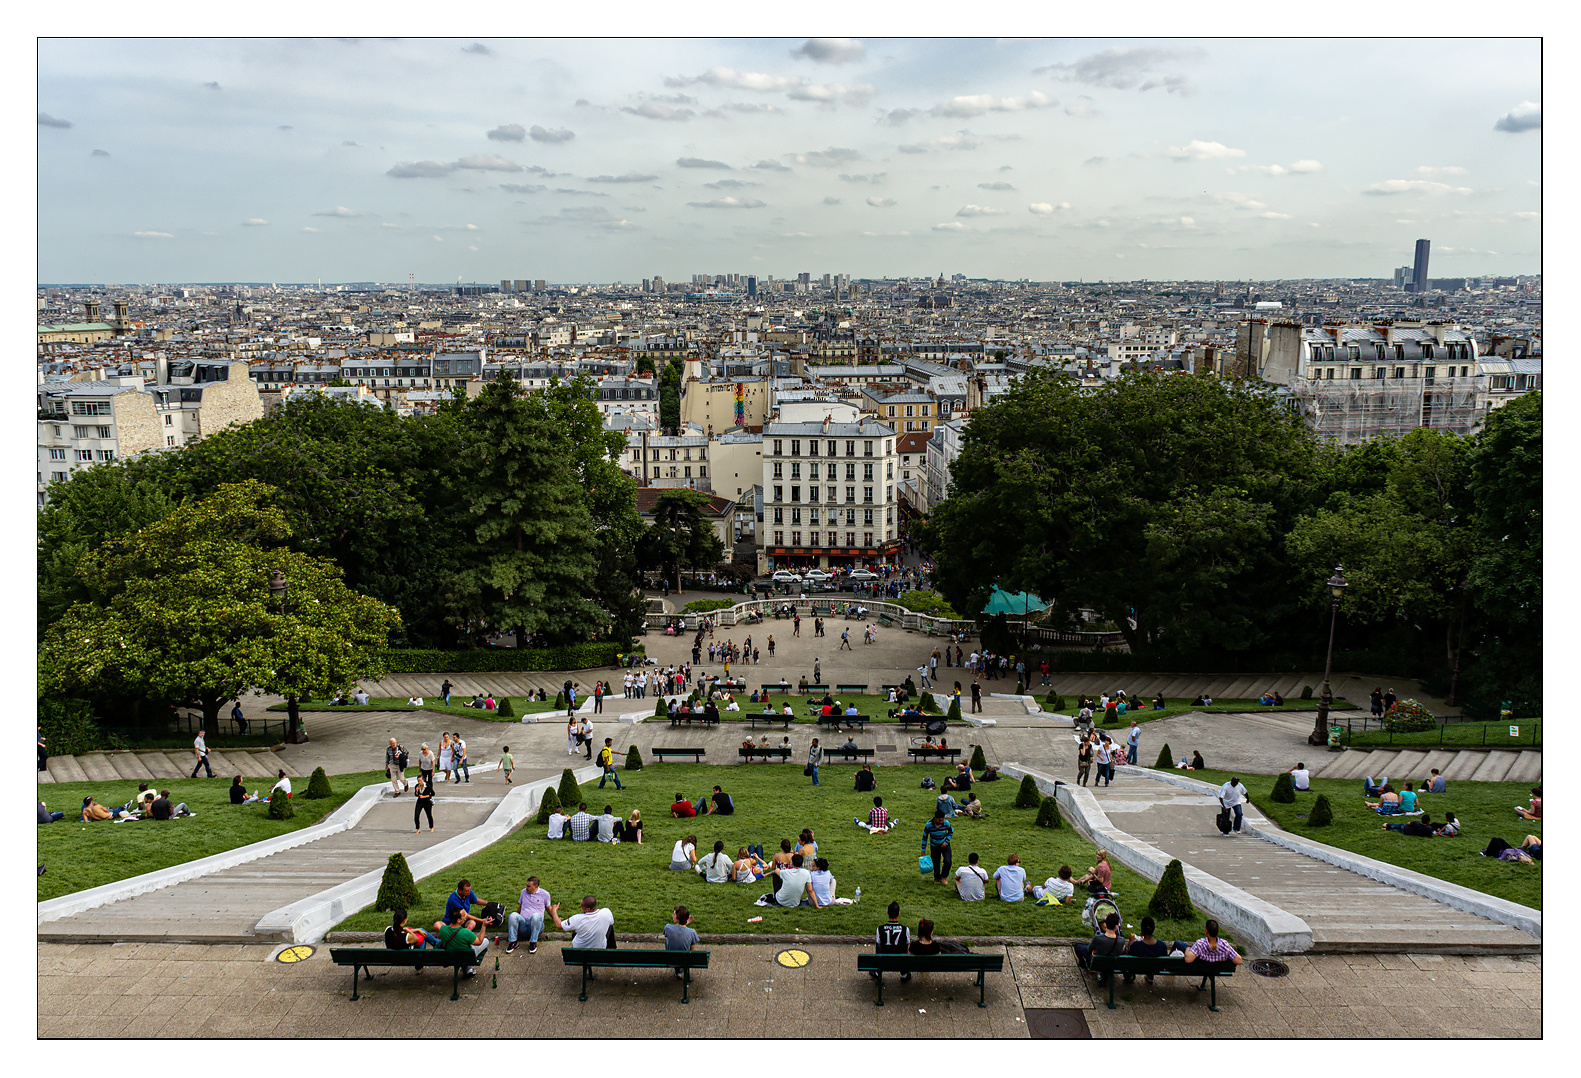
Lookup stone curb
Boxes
[252,763,604,944]
[322,931,1085,946]
[1121,765,1544,942]
[999,763,1313,956]
[36,781,389,926]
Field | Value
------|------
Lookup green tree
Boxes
[1307,793,1333,827]
[267,786,295,819]
[38,481,401,739]
[659,358,683,430]
[968,744,986,770]
[639,489,725,595]
[1154,742,1174,769]
[625,745,643,770]
[557,768,582,809]
[1035,796,1062,828]
[1270,771,1296,803]
[1015,774,1041,808]
[535,783,561,824]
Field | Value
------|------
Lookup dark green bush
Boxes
[38,697,117,756]
[375,852,420,911]
[1035,796,1062,828]
[1300,685,1314,700]
[1270,771,1296,803]
[920,693,939,713]
[969,744,987,771]
[557,768,582,810]
[1308,793,1333,827]
[654,696,669,718]
[266,786,294,819]
[1103,705,1119,725]
[625,745,643,771]
[1147,859,1196,920]
[303,766,332,800]
[1044,693,1066,712]
[1015,679,1025,695]
[377,643,631,674]
[1154,742,1174,769]
[554,690,567,711]
[1015,774,1042,808]
[947,698,963,723]
[535,783,561,824]
[497,697,514,718]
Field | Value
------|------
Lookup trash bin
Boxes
[1327,724,1343,748]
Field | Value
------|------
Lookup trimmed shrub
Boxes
[1153,742,1174,769]
[378,643,632,674]
[1308,793,1334,827]
[1383,699,1435,732]
[38,697,117,756]
[1300,685,1314,700]
[375,852,421,912]
[969,744,987,771]
[1015,774,1042,808]
[1270,771,1296,803]
[682,597,734,614]
[554,690,567,711]
[266,786,294,819]
[625,745,643,771]
[1045,693,1066,712]
[920,693,939,713]
[654,696,669,719]
[947,698,962,723]
[1103,705,1120,726]
[1015,679,1025,695]
[497,697,515,718]
[303,766,332,800]
[534,783,561,824]
[1035,795,1063,828]
[1147,859,1196,920]
[557,768,582,810]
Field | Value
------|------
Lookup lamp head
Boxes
[1327,565,1347,599]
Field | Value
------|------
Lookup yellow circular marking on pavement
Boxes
[275,945,316,964]
[775,948,811,969]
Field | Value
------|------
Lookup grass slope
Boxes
[1179,766,1542,910]
[331,763,1205,942]
[36,769,386,902]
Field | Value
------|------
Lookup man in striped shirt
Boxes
[922,810,954,883]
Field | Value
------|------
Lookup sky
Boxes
[36,37,1542,284]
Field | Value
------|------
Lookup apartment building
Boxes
[760,416,901,570]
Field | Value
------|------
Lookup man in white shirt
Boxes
[1219,776,1248,834]
[992,853,1027,901]
[698,840,733,882]
[353,689,370,705]
[1289,763,1311,792]
[596,806,619,842]
[271,770,291,797]
[190,730,213,778]
[550,895,615,953]
[1094,738,1113,787]
[772,853,818,907]
[953,851,989,901]
[546,808,570,839]
[1031,865,1076,904]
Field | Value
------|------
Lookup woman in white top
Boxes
[407,696,424,706]
[669,835,698,871]
[565,719,578,756]
[271,770,292,796]
[733,846,766,883]
[438,734,453,782]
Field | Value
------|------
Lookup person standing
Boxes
[1126,721,1141,766]
[594,682,605,714]
[386,737,409,794]
[1094,736,1112,787]
[767,635,775,658]
[500,745,514,784]
[807,738,824,786]
[918,665,931,690]
[413,777,435,833]
[441,679,454,706]
[1076,734,1094,787]
[1218,776,1248,835]
[578,716,595,760]
[813,657,821,684]
[930,649,941,683]
[453,734,470,783]
[1383,687,1397,712]
[417,743,436,789]
[566,718,578,756]
[597,738,625,790]
[438,733,454,783]
[190,729,214,778]
[970,679,982,714]
[1370,687,1384,718]
[921,809,954,884]
[37,727,47,773]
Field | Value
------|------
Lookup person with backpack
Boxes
[597,738,625,790]
[385,737,409,795]
[1218,776,1248,834]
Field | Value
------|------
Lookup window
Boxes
[684,466,692,477]
[75,450,93,462]
[864,440,874,456]
[886,463,894,480]
[773,485,783,502]
[73,426,93,438]
[809,531,820,546]
[827,440,837,456]
[792,531,801,546]
[1395,345,1405,362]
[846,509,856,526]
[888,406,897,417]
[846,440,856,456]
[48,448,65,460]
[1422,344,1434,360]
[790,462,800,480]
[810,508,820,525]
[791,486,801,502]
[863,532,874,547]
[1347,346,1360,361]
[51,471,66,483]
[920,406,929,417]
[1490,375,1513,390]
[904,405,914,417]
[846,486,856,504]
[792,508,802,525]
[863,486,874,503]
[774,531,784,545]
[886,507,894,523]
[864,509,874,526]
[71,402,110,416]
[808,441,817,457]
[1394,367,1406,379]
[773,439,783,456]
[863,463,874,482]
[826,486,837,503]
[652,449,661,460]
[845,462,856,482]
[1350,368,1362,380]
[164,414,173,426]
[808,463,820,481]
[1375,368,1387,379]
[809,486,820,502]
[1424,367,1437,384]
[791,440,801,456]
[774,508,783,524]
[847,531,857,546]
[904,421,913,432]
[886,485,892,502]
[683,448,691,460]
[773,462,783,479]
[698,465,707,477]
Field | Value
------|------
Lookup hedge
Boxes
[377,643,634,674]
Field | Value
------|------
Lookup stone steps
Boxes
[106,752,157,782]
[1470,751,1519,782]
[45,756,86,784]
[138,752,189,779]
[1505,753,1543,785]
[74,753,120,782]
[1440,751,1487,781]
[251,750,301,778]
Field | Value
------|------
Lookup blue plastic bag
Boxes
[918,854,934,875]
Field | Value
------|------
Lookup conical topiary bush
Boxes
[920,693,939,713]
[303,766,332,800]
[375,851,421,911]
[1147,858,1196,920]
[625,745,643,771]
[554,690,567,711]
[1154,743,1174,769]
[535,783,561,824]
[557,768,582,809]
[1270,771,1296,804]
[1015,774,1042,808]
[1308,793,1334,827]
[947,698,962,723]
[969,744,987,772]
[498,696,515,718]
[1035,795,1063,828]
[266,786,294,819]
[1103,705,1120,726]
[654,695,669,719]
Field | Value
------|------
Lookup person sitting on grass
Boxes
[1421,768,1446,794]
[546,805,569,840]
[1382,813,1436,837]
[864,795,892,833]
[1187,750,1206,770]
[935,790,962,818]
[669,835,698,872]
[1181,919,1243,991]
[1122,916,1184,984]
[1288,763,1311,793]
[1515,786,1542,821]
[704,785,735,816]
[733,847,768,883]
[698,840,734,882]
[767,853,819,908]
[1397,782,1419,813]
[1074,911,1125,984]
[809,857,837,905]
[568,803,595,842]
[670,792,698,818]
[1435,811,1460,837]
[953,851,989,901]
[1073,851,1113,891]
[796,829,819,862]
[942,763,973,793]
[1365,784,1402,812]
[992,853,1027,902]
[230,776,261,804]
[619,809,643,844]
[1031,865,1075,905]
[1153,694,1166,710]
[854,764,877,792]
[80,796,130,822]
[960,792,987,818]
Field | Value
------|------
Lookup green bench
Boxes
[1088,955,1236,1011]
[668,713,719,728]
[855,952,1004,1007]
[329,947,475,1002]
[821,744,873,761]
[760,683,794,695]
[748,714,793,730]
[652,747,706,763]
[877,613,898,627]
[561,946,710,1003]
[908,747,960,764]
[738,746,792,762]
[815,714,870,732]
[835,683,869,694]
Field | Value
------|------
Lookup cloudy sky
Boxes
[37,37,1541,284]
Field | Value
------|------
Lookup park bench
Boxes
[652,747,707,763]
[669,713,719,728]
[738,746,792,763]
[1087,955,1236,1011]
[835,683,869,694]
[562,947,710,1003]
[815,714,870,732]
[895,716,946,731]
[877,613,899,627]
[329,947,474,1002]
[855,952,1004,1007]
[748,714,793,730]
[761,683,794,695]
[821,744,873,761]
[810,603,830,615]
[908,747,961,764]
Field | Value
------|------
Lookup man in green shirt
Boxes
[500,746,514,784]
[432,909,490,976]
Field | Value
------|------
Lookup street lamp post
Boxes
[270,570,308,745]
[1309,565,1348,747]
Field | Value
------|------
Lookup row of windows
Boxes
[773,507,890,526]
[772,462,887,481]
[772,531,876,548]
[1310,365,1475,381]
[639,447,707,461]
[772,484,890,505]
[1313,342,1472,363]
[69,401,111,416]
[654,466,706,478]
[884,404,934,418]
[772,438,889,457]
[71,425,112,439]
[72,449,114,462]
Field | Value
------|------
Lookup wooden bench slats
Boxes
[330,947,474,1002]
[653,748,706,762]
[855,952,1004,1007]
[738,747,792,761]
[1088,955,1236,1011]
[562,947,710,1003]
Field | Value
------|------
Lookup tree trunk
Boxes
[200,695,225,736]
[286,697,308,744]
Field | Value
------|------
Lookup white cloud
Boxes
[781,231,814,237]
[1027,202,1069,214]
[1414,165,1467,176]
[1232,164,1288,176]
[956,204,1006,217]
[788,83,876,106]
[455,154,523,172]
[930,91,1052,118]
[1289,159,1324,173]
[432,235,443,242]
[300,226,320,233]
[687,196,766,209]
[932,221,967,231]
[823,196,841,205]
[1204,190,1266,210]
[1064,96,1096,118]
[622,101,694,121]
[133,230,173,238]
[1167,140,1245,161]
[839,173,886,184]
[667,67,802,92]
[1513,211,1540,220]
[242,218,268,227]
[899,134,980,154]
[587,172,658,183]
[1037,46,1200,95]
[487,124,526,142]
[704,178,758,189]
[1363,179,1472,196]
[791,38,865,63]
[529,125,575,144]
[1259,211,1292,219]
[677,157,731,169]
[1494,101,1541,133]
[719,102,782,114]
[462,43,490,56]
[866,196,896,207]
[882,108,921,126]
[787,147,863,167]
[387,160,454,178]
[979,181,1015,191]
[313,206,360,217]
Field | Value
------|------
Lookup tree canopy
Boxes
[639,488,726,593]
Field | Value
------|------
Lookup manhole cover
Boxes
[1249,958,1290,978]
[275,945,316,964]
[1025,1008,1092,1038]
[775,948,811,969]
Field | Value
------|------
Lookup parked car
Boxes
[770,570,802,584]
[847,569,879,581]
[802,569,833,581]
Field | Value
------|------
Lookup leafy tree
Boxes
[497,697,514,717]
[639,489,725,595]
[38,481,401,739]
[1147,859,1196,919]
[947,698,963,723]
[659,358,683,430]
[376,852,421,910]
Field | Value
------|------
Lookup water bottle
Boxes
[854,886,861,904]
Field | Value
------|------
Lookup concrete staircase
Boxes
[39,748,301,785]
[1312,747,1540,784]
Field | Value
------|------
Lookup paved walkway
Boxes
[35,940,1540,1039]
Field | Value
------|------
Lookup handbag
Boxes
[918,854,934,875]
[803,764,814,776]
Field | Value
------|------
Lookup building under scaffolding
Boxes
[1299,376,1482,442]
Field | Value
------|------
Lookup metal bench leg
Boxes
[1107,975,1116,1010]
[977,969,987,1007]
[682,966,691,1004]
[580,963,590,1002]
[350,964,361,1001]
[451,963,460,1002]
[1209,975,1218,1012]
[874,971,884,1006]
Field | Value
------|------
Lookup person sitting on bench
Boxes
[548,894,616,953]
[1182,919,1242,989]
[431,909,489,976]
[1073,912,1125,984]
[1122,916,1186,983]
[387,908,432,951]
[838,735,860,755]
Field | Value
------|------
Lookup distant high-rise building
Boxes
[1394,266,1411,289]
[746,276,757,298]
[534,280,546,291]
[1411,239,1431,293]
[798,272,810,286]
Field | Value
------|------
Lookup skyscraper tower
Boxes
[1411,239,1431,293]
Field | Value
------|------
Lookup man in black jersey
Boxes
[874,901,913,981]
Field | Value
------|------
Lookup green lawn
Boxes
[37,769,387,902]
[1063,697,1357,728]
[331,763,1207,942]
[1344,721,1543,749]
[268,697,564,722]
[1178,766,1542,910]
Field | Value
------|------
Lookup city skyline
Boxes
[38,37,1542,283]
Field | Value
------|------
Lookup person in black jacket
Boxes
[1073,911,1125,984]
[854,764,877,792]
